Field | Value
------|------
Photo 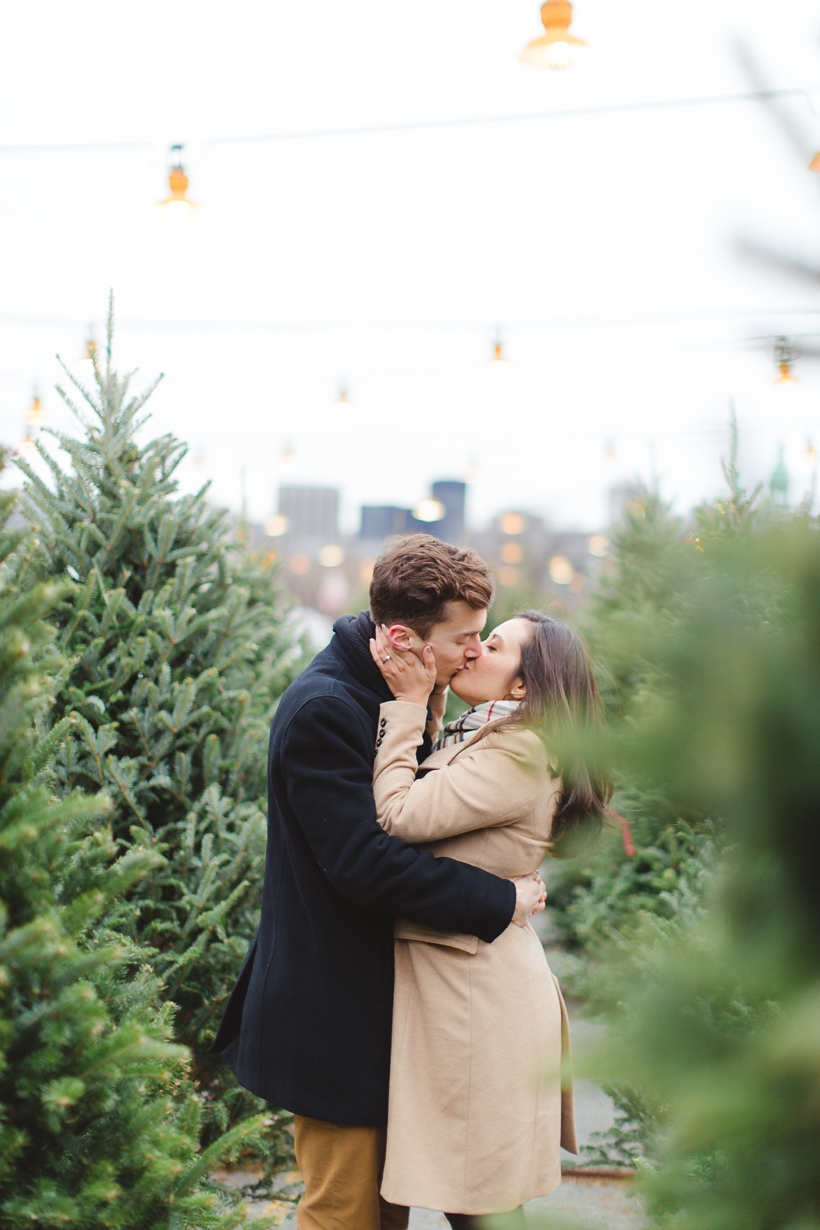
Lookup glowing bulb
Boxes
[318,544,345,568]
[334,385,353,410]
[164,198,194,223]
[520,0,587,68]
[588,535,608,557]
[413,499,447,523]
[775,361,797,388]
[499,512,525,535]
[20,427,37,458]
[78,331,97,377]
[549,555,574,585]
[158,146,198,221]
[281,440,295,465]
[774,338,798,387]
[25,391,46,426]
[488,337,508,370]
[265,514,289,537]
[806,438,817,463]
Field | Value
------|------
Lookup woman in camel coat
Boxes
[369,611,611,1229]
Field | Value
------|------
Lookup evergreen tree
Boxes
[579,520,820,1228]
[16,303,297,1167]
[0,464,275,1228]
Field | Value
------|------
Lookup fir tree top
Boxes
[16,299,297,1065]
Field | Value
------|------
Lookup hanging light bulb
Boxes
[520,0,588,69]
[774,337,798,388]
[604,439,616,462]
[158,145,198,222]
[488,334,509,371]
[806,438,817,463]
[25,389,46,426]
[19,426,37,458]
[78,329,98,378]
[281,440,295,465]
[334,384,353,410]
[809,152,820,172]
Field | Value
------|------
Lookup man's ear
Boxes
[385,623,416,650]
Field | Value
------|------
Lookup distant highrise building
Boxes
[278,486,339,541]
[360,506,411,541]
[431,480,466,545]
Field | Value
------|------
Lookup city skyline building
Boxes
[278,485,340,542]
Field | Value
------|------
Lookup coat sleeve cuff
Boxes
[474,874,517,943]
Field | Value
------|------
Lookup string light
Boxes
[158,145,198,222]
[809,152,820,172]
[78,329,97,376]
[520,0,588,70]
[19,426,37,458]
[281,440,295,464]
[0,90,810,157]
[25,389,46,425]
[774,337,798,388]
[334,384,353,410]
[488,333,509,371]
[604,439,616,462]
[806,438,817,463]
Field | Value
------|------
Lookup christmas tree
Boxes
[0,462,276,1228]
[16,301,297,1168]
[582,518,820,1228]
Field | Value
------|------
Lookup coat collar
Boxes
[331,611,395,703]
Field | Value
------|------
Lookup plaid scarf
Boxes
[432,699,520,752]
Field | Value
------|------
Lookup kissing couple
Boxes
[213,534,611,1229]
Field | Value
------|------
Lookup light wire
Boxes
[0,89,811,155]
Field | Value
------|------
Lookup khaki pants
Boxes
[294,1115,410,1230]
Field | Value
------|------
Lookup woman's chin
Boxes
[450,679,487,707]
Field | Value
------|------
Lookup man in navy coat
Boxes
[212,535,546,1229]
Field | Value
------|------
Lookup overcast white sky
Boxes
[2,0,819,531]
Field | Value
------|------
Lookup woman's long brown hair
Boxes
[507,610,612,857]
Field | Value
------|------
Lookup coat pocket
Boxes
[394,919,479,953]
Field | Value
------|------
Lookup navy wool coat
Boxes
[211,611,516,1126]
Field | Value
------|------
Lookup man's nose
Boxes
[463,637,482,659]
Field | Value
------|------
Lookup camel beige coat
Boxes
[372,701,577,1216]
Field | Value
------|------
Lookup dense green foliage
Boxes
[548,435,768,965]
[532,431,820,1229]
[578,520,820,1229]
[0,469,276,1228]
[544,487,716,983]
[15,307,298,1180]
[17,313,295,1057]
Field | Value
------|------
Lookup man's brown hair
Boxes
[369,534,494,638]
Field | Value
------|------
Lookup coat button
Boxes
[380,719,386,727]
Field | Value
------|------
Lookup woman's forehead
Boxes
[488,617,528,645]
